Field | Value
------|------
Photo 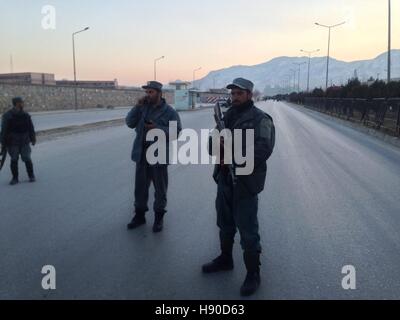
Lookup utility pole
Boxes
[193,67,202,89]
[72,27,90,110]
[388,0,391,83]
[300,49,320,92]
[154,56,165,81]
[289,69,297,92]
[293,62,306,92]
[315,21,346,89]
[10,55,14,73]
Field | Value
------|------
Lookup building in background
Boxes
[0,73,120,89]
[168,80,229,110]
[168,81,192,110]
[56,79,118,89]
[0,72,56,85]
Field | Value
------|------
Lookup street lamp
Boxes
[388,0,391,83]
[193,67,202,89]
[283,75,291,93]
[285,75,291,91]
[10,54,14,73]
[293,62,307,92]
[72,27,90,110]
[315,21,346,89]
[289,68,297,91]
[300,49,320,92]
[154,56,165,81]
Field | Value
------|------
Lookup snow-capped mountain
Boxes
[194,50,400,95]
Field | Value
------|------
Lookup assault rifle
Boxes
[213,104,236,185]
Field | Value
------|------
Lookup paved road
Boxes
[1,101,400,299]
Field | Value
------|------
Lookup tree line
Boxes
[267,78,400,102]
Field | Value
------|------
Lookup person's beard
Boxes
[232,99,246,107]
[147,95,160,106]
[232,100,240,107]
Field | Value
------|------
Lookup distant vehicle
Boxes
[216,98,230,108]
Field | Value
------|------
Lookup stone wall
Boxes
[0,83,175,113]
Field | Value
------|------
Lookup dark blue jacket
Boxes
[1,108,36,147]
[126,99,182,164]
[209,101,275,195]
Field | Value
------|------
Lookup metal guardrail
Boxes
[299,97,400,137]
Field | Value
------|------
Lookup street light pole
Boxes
[293,62,307,92]
[10,54,14,73]
[72,27,89,110]
[388,0,391,83]
[284,75,291,93]
[289,68,297,91]
[315,21,346,90]
[193,67,202,89]
[154,56,165,81]
[300,49,320,92]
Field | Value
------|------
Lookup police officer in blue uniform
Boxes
[126,81,182,233]
[202,78,275,296]
[1,97,36,185]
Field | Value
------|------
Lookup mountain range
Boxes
[194,50,400,95]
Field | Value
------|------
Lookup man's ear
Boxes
[248,92,253,100]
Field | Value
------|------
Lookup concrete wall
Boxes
[0,83,175,113]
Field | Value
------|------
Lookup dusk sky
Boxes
[0,0,398,86]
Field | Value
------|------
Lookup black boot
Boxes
[25,161,36,182]
[153,212,165,233]
[202,240,234,273]
[9,161,19,186]
[240,251,261,297]
[127,211,146,230]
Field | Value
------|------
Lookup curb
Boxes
[30,106,131,116]
[36,119,125,142]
